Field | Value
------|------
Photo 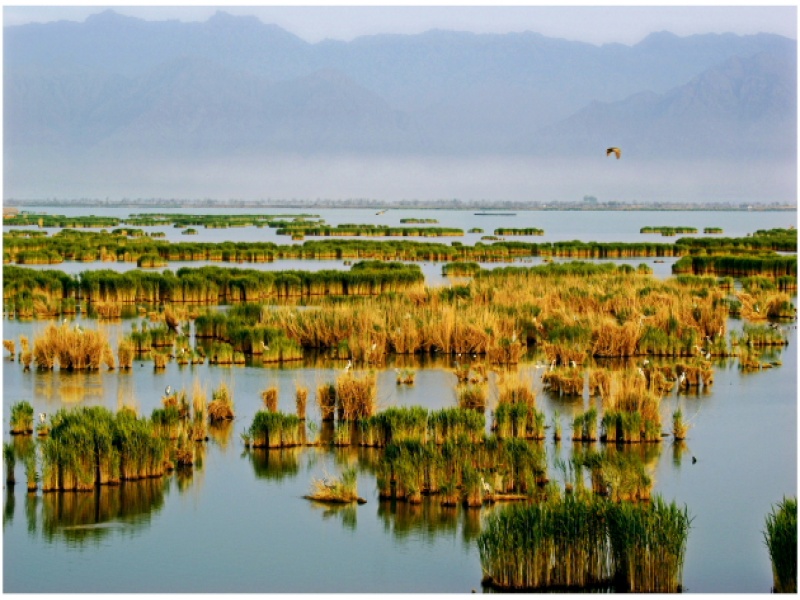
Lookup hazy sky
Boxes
[3,4,797,46]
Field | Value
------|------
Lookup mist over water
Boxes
[5,154,796,204]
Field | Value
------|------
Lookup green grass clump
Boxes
[765,497,797,593]
[10,400,34,435]
[478,495,613,590]
[478,494,690,592]
[249,410,302,448]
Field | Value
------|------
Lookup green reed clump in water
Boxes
[248,411,302,449]
[478,494,613,590]
[764,497,797,593]
[10,400,34,435]
[359,406,430,447]
[607,496,691,592]
[37,406,168,489]
[478,494,690,592]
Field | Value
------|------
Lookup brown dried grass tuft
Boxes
[94,301,123,319]
[152,351,168,369]
[317,382,337,421]
[497,373,535,407]
[542,368,583,396]
[208,382,235,422]
[336,371,377,420]
[457,382,488,412]
[607,370,662,428]
[32,322,113,370]
[118,337,134,369]
[261,386,279,412]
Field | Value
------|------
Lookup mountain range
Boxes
[5,10,796,163]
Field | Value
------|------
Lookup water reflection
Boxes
[33,369,106,406]
[208,420,235,451]
[246,447,302,481]
[377,496,482,546]
[4,487,15,527]
[307,501,358,530]
[32,479,169,546]
[672,440,691,468]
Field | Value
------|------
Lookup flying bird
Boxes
[606,147,621,159]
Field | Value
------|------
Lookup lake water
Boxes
[2,208,797,593]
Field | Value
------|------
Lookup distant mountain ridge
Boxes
[4,10,796,161]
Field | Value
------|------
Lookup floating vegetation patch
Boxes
[305,466,365,504]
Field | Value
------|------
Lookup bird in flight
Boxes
[606,147,621,159]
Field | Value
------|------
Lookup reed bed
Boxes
[117,337,134,369]
[673,254,797,279]
[542,367,584,396]
[493,374,544,440]
[261,386,279,412]
[573,447,653,502]
[607,496,691,592]
[316,382,337,422]
[457,382,488,412]
[10,400,34,435]
[4,227,792,269]
[428,408,486,445]
[764,497,797,593]
[248,410,302,448]
[208,382,235,422]
[359,406,429,447]
[32,322,114,371]
[6,257,784,371]
[572,407,599,442]
[641,226,697,236]
[601,371,663,444]
[478,494,690,592]
[336,371,377,420]
[36,406,171,490]
[478,495,614,591]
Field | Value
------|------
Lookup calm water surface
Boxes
[2,208,797,593]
